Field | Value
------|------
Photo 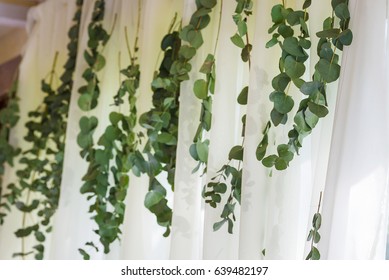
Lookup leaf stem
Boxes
[213,0,223,56]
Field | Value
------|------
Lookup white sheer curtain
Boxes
[0,0,388,260]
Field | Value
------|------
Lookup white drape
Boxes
[0,0,388,260]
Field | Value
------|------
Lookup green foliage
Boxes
[306,193,323,260]
[0,80,21,225]
[180,1,219,175]
[204,0,253,234]
[77,1,142,257]
[2,0,84,260]
[258,1,353,170]
[77,0,110,113]
[137,25,182,237]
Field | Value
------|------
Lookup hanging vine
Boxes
[203,0,253,234]
[306,192,323,260]
[133,0,219,236]
[0,79,21,225]
[78,4,141,259]
[257,0,353,170]
[189,0,222,175]
[1,0,84,260]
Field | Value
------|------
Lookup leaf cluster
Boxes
[136,29,183,237]
[80,60,140,256]
[258,0,352,170]
[204,0,253,234]
[2,0,84,260]
[0,80,21,225]
[306,213,322,260]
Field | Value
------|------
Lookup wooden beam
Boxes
[0,0,40,7]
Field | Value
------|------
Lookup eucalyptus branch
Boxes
[0,78,21,225]
[306,191,323,260]
[257,0,352,171]
[2,0,84,260]
[189,0,221,175]
[205,0,253,234]
[78,2,142,259]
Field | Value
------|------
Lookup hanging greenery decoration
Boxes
[78,5,141,258]
[306,192,323,260]
[135,0,219,236]
[203,0,253,234]
[189,0,221,175]
[257,0,353,170]
[0,79,21,225]
[1,0,84,260]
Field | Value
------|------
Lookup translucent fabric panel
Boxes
[320,0,389,260]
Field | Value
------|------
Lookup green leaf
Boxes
[78,249,90,260]
[237,86,248,105]
[271,91,294,114]
[193,79,208,100]
[270,108,287,126]
[316,28,340,39]
[189,143,199,161]
[338,29,353,46]
[144,191,164,209]
[300,81,322,95]
[271,4,284,24]
[189,30,203,48]
[303,0,312,9]
[213,219,227,231]
[282,37,306,57]
[315,59,340,83]
[241,44,252,62]
[157,132,177,145]
[294,111,310,132]
[15,224,38,238]
[200,0,217,9]
[334,3,350,20]
[196,140,209,162]
[15,200,39,212]
[238,20,247,36]
[308,102,329,118]
[284,56,306,79]
[274,158,288,170]
[314,232,321,243]
[228,145,244,161]
[200,54,215,74]
[256,136,268,161]
[35,231,45,242]
[266,37,279,48]
[230,33,245,48]
[179,45,197,59]
[214,183,227,194]
[286,11,306,26]
[262,155,277,168]
[94,54,106,71]
[305,108,319,129]
[278,24,294,38]
[109,112,122,126]
[272,73,291,91]
[314,213,322,229]
[277,144,294,162]
[311,247,320,260]
[78,94,93,111]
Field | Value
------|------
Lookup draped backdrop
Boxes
[0,0,388,260]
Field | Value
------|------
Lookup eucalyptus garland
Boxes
[134,1,219,236]
[257,0,353,170]
[0,79,21,225]
[306,192,322,260]
[0,0,84,260]
[130,13,186,237]
[78,10,141,258]
[203,0,253,234]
